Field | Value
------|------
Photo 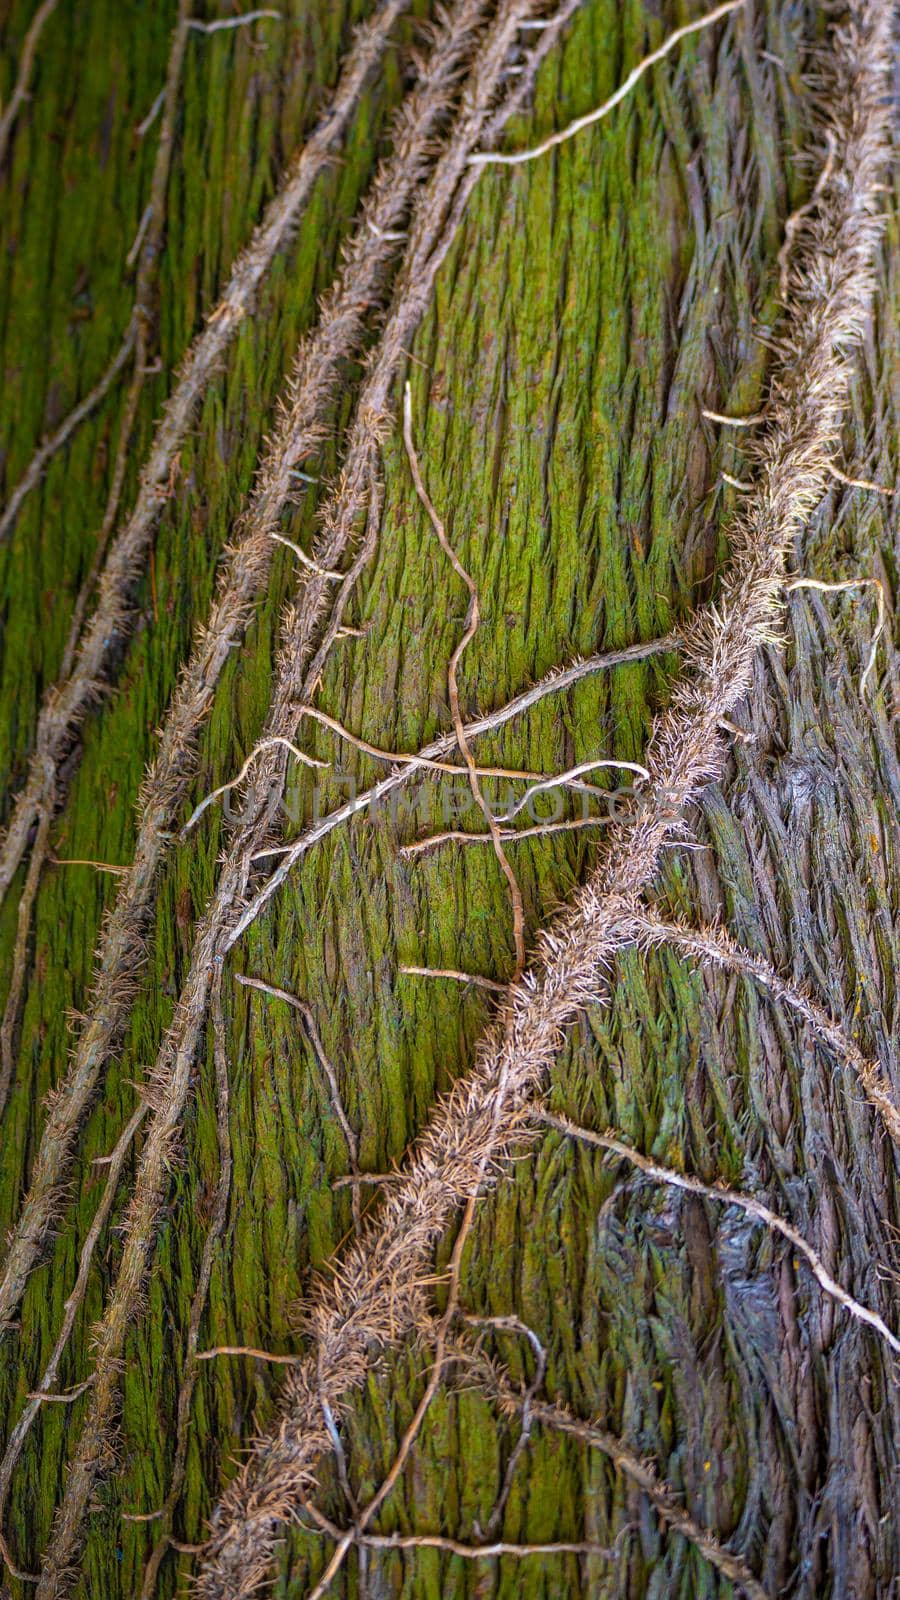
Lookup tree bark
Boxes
[0,1,896,1597]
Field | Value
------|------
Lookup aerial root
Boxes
[186,9,282,33]
[137,968,234,1598]
[468,0,745,168]
[235,975,362,1235]
[0,0,61,171]
[785,574,886,699]
[627,910,900,1148]
[538,1111,900,1358]
[403,382,527,975]
[181,737,328,836]
[400,965,508,994]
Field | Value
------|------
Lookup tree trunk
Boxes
[0,0,896,1597]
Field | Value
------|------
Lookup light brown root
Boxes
[235,974,362,1234]
[181,738,328,836]
[48,856,129,875]
[0,0,60,171]
[473,1363,772,1600]
[468,0,744,167]
[195,1346,301,1365]
[185,9,282,33]
[701,408,765,427]
[626,910,900,1148]
[403,381,526,975]
[25,1379,93,1404]
[292,703,590,784]
[400,815,614,858]
[233,632,678,935]
[270,532,343,579]
[400,966,508,995]
[137,970,233,1599]
[313,1525,619,1562]
[500,757,648,822]
[538,1110,900,1357]
[825,461,893,495]
[785,574,886,699]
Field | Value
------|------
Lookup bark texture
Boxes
[0,1,896,1597]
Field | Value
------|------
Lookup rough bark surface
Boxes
[0,1,896,1598]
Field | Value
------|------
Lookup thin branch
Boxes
[468,0,745,167]
[539,1111,900,1357]
[785,574,885,698]
[0,0,60,171]
[403,381,526,975]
